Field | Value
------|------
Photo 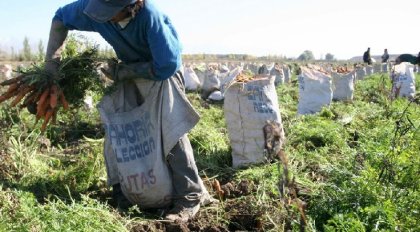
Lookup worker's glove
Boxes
[45,59,60,79]
[101,59,155,82]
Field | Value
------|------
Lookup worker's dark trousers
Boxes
[166,134,203,206]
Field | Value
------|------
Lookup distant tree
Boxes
[325,53,335,61]
[297,50,315,61]
[37,39,45,61]
[22,36,32,61]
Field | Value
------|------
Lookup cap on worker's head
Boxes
[84,0,136,23]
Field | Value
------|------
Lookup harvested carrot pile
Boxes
[0,48,103,132]
[235,73,254,83]
[335,66,353,73]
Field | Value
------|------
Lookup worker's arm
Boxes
[45,20,69,75]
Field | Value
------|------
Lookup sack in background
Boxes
[391,62,416,99]
[201,68,221,100]
[183,66,201,91]
[332,71,355,101]
[224,75,285,168]
[297,66,332,115]
[355,67,366,81]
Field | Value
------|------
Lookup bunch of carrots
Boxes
[0,75,69,132]
[0,48,103,133]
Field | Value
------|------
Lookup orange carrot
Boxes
[5,83,20,95]
[0,75,23,86]
[59,90,69,110]
[36,96,50,119]
[10,85,35,107]
[38,87,50,104]
[10,91,27,107]
[21,89,40,107]
[40,108,54,133]
[51,108,58,124]
[213,179,224,198]
[49,85,58,109]
[37,87,50,115]
[0,92,15,104]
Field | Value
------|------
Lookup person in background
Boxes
[395,52,420,65]
[363,47,372,65]
[381,48,389,63]
[258,64,269,75]
[43,0,214,222]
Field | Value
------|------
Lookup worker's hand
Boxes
[100,58,120,81]
[45,59,60,79]
[101,59,155,82]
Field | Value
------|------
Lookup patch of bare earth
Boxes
[127,179,284,231]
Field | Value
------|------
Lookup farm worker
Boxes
[44,0,213,222]
[363,47,372,65]
[258,64,269,75]
[395,52,420,65]
[381,49,389,63]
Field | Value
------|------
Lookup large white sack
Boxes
[219,66,243,93]
[208,90,224,101]
[391,62,416,99]
[98,82,172,209]
[374,64,382,73]
[224,75,285,168]
[270,65,285,86]
[365,65,374,75]
[297,67,333,115]
[98,77,199,209]
[332,71,355,101]
[201,68,221,99]
[183,66,201,90]
[193,66,206,85]
[283,65,291,83]
[355,67,366,80]
[382,63,389,73]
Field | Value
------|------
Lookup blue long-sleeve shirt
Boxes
[54,0,182,80]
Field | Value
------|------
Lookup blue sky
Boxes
[0,0,418,60]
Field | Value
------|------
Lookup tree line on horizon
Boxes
[0,36,337,62]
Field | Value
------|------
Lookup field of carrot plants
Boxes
[0,64,419,231]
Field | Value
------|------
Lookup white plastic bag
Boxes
[355,67,366,80]
[270,65,285,86]
[391,62,416,99]
[220,66,243,93]
[183,66,201,90]
[297,67,332,115]
[374,64,382,73]
[332,71,355,101]
[201,68,221,99]
[382,63,389,73]
[224,75,285,168]
[365,65,374,76]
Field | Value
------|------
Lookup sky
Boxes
[0,0,418,60]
